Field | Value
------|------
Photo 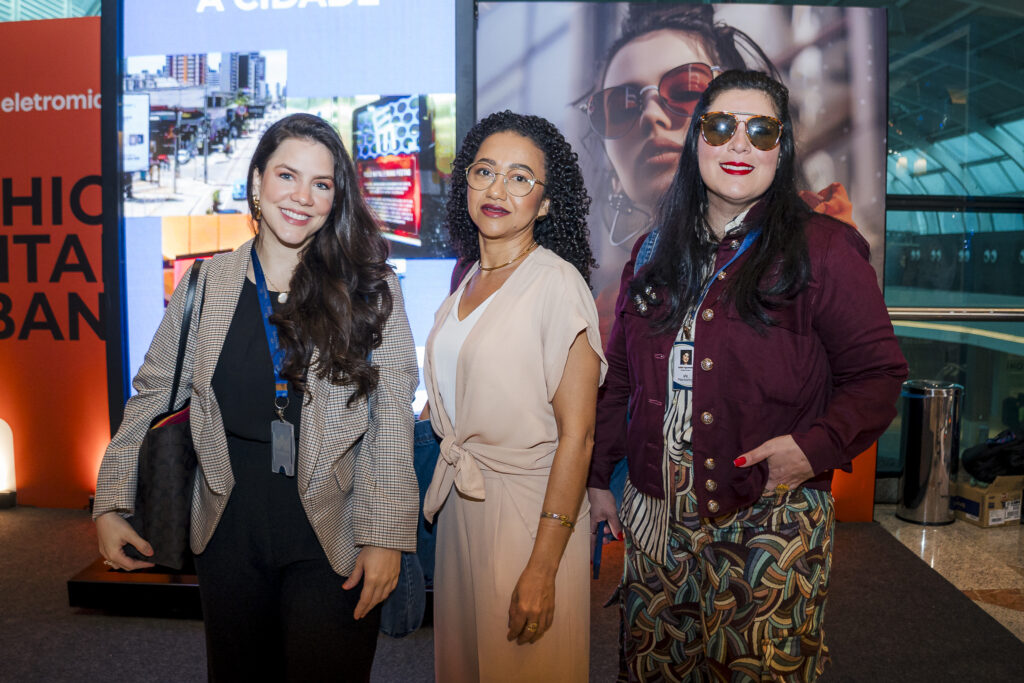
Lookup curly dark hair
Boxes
[633,70,812,334]
[446,110,596,286]
[246,113,393,404]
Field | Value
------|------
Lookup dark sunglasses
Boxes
[699,111,783,151]
[582,63,719,139]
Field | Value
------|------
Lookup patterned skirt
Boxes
[618,451,835,683]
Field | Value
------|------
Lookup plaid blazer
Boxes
[94,239,420,576]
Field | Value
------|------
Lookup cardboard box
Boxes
[952,475,1024,528]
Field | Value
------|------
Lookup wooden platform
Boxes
[67,557,202,617]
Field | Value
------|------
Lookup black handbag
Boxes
[962,429,1024,483]
[122,261,203,571]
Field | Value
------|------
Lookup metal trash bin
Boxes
[896,380,963,525]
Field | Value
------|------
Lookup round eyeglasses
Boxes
[465,162,545,197]
[581,63,720,139]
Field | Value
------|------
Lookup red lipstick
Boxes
[720,162,754,176]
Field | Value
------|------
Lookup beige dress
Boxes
[423,246,607,683]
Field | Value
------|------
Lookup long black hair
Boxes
[446,110,596,286]
[246,113,393,403]
[632,70,812,334]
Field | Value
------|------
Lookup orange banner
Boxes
[0,17,108,507]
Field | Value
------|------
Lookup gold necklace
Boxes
[266,275,289,304]
[479,241,539,272]
[257,251,291,304]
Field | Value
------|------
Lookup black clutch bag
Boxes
[122,261,202,571]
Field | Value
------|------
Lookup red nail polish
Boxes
[734,456,746,467]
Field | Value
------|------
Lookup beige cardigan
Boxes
[422,246,607,530]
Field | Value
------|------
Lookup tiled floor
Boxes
[875,503,1024,642]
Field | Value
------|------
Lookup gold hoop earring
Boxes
[253,195,262,223]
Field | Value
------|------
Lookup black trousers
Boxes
[194,437,380,682]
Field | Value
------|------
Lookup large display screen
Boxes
[477,2,888,340]
[119,0,457,409]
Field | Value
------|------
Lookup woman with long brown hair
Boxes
[94,113,419,681]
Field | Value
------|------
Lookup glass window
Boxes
[885,210,1024,308]
[937,210,976,234]
[999,119,1024,146]
[1,0,97,21]
[966,162,1014,196]
[880,0,1024,483]
[998,159,1024,194]
[72,0,98,14]
[992,212,1024,232]
[916,171,959,195]
[934,133,1001,165]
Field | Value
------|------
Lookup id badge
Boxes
[671,340,695,390]
[271,419,296,477]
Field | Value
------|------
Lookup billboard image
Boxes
[123,53,455,251]
[476,2,888,339]
[119,0,457,394]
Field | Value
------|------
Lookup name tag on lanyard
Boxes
[670,228,761,392]
[671,340,695,390]
[271,418,296,476]
[252,246,296,477]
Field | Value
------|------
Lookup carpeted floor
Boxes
[2,508,1022,682]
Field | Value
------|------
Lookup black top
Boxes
[212,278,303,443]
[206,279,324,570]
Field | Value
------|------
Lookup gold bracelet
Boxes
[540,511,574,530]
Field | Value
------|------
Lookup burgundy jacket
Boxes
[589,208,908,517]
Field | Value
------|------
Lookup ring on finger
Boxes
[103,560,115,567]
[525,622,539,632]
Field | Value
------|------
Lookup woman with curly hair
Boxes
[420,110,607,681]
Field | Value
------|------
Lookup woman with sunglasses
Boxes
[579,4,857,342]
[421,111,606,681]
[589,70,907,681]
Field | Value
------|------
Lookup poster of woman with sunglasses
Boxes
[476,2,887,339]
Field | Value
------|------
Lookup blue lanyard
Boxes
[250,246,289,414]
[685,228,761,338]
